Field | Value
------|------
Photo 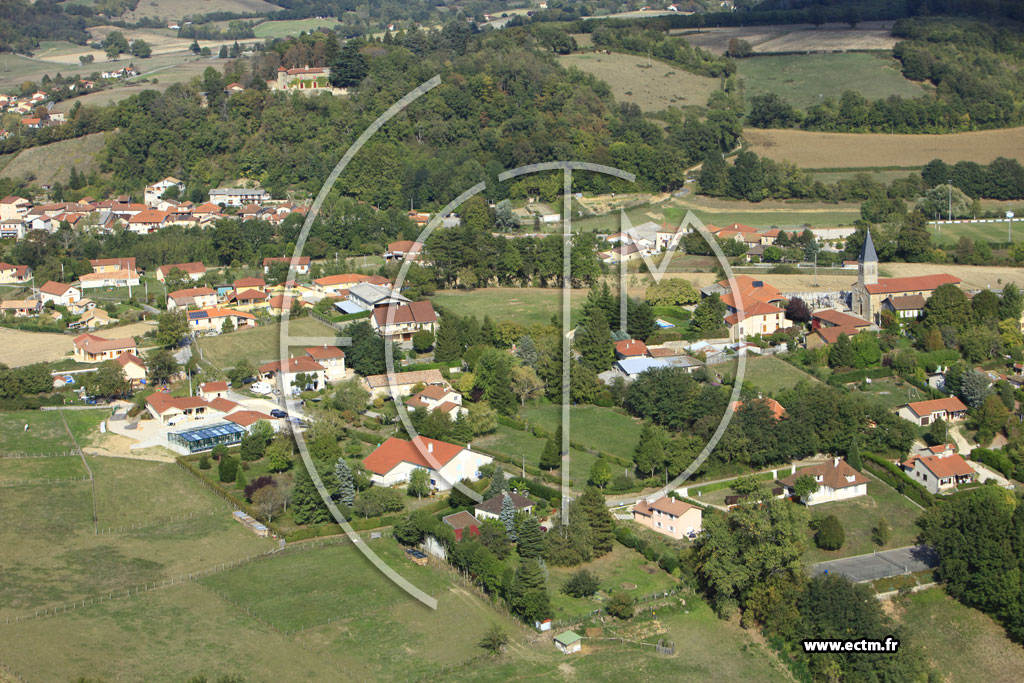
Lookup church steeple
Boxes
[858,229,878,287]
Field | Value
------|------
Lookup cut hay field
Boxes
[253,17,344,38]
[736,53,927,111]
[898,589,1024,683]
[0,455,86,481]
[124,0,280,21]
[0,409,106,455]
[745,127,1024,169]
[677,20,899,55]
[558,52,720,112]
[195,317,337,371]
[0,132,109,185]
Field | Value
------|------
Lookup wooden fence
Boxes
[0,475,91,487]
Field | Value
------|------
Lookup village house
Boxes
[778,458,869,505]
[897,397,969,426]
[805,324,863,350]
[0,299,40,317]
[341,282,409,313]
[89,257,136,274]
[115,352,147,388]
[724,299,791,342]
[811,308,872,331]
[145,393,220,427]
[156,262,206,282]
[598,242,641,265]
[187,307,256,335]
[72,333,138,363]
[258,356,326,394]
[384,240,423,262]
[363,368,449,400]
[851,230,960,323]
[362,436,493,492]
[167,286,218,311]
[902,445,976,494]
[0,219,25,240]
[0,195,31,221]
[606,354,703,383]
[262,256,310,275]
[68,308,112,330]
[208,188,268,207]
[614,339,650,359]
[313,273,391,297]
[127,209,171,234]
[224,410,281,432]
[0,262,31,283]
[273,66,331,90]
[405,384,468,420]
[304,345,347,382]
[144,177,185,206]
[233,276,267,294]
[371,301,438,342]
[882,294,927,320]
[631,496,702,539]
[198,381,230,401]
[474,491,533,522]
[38,281,80,307]
[78,269,140,290]
[227,288,269,311]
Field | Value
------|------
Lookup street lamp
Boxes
[947,179,952,221]
[1008,211,1015,244]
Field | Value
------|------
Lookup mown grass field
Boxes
[0,456,274,618]
[0,132,109,186]
[662,202,861,230]
[429,287,586,327]
[928,220,1023,245]
[847,375,929,410]
[715,355,820,395]
[476,423,596,486]
[253,17,344,38]
[547,542,678,620]
[898,588,1024,683]
[0,455,86,481]
[0,410,106,454]
[558,52,721,112]
[523,403,642,464]
[745,126,1024,169]
[802,472,923,564]
[736,52,927,111]
[195,317,336,370]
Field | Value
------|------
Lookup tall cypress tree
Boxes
[291,461,331,525]
[334,457,356,506]
[576,308,614,372]
[579,486,615,556]
[539,425,562,470]
[515,513,544,558]
[433,316,462,364]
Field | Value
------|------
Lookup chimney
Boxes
[427,442,433,454]
[834,457,839,467]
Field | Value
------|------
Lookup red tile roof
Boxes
[262,256,310,266]
[730,397,786,420]
[904,397,968,418]
[615,339,649,357]
[885,294,926,311]
[779,458,869,490]
[903,453,974,479]
[314,273,372,287]
[158,262,206,276]
[863,274,960,295]
[73,333,136,354]
[258,357,324,374]
[387,240,423,254]
[90,257,136,270]
[814,325,862,345]
[145,393,210,414]
[230,288,267,303]
[305,345,345,360]
[169,286,217,300]
[225,410,274,427]
[199,381,229,393]
[812,309,871,328]
[40,280,74,296]
[362,436,463,475]
[233,277,266,288]
[632,496,698,518]
[115,352,145,369]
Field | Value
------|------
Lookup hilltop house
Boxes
[273,66,331,90]
[362,436,492,492]
[902,446,975,493]
[144,177,185,206]
[778,458,869,505]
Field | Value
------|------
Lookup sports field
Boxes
[928,220,1022,245]
[558,52,721,112]
[195,317,337,370]
[736,52,927,110]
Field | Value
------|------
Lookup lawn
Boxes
[0,410,77,454]
[522,403,642,465]
[428,287,587,327]
[195,317,336,371]
[558,52,721,112]
[663,203,861,230]
[736,52,928,111]
[847,375,928,410]
[0,457,275,618]
[547,543,679,621]
[201,538,452,632]
[715,355,820,395]
[898,588,1024,682]
[802,472,924,564]
[0,455,86,482]
[474,423,596,489]
[929,220,1023,245]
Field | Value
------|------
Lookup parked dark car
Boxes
[270,409,288,418]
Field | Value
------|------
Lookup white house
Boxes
[902,447,975,494]
[144,177,185,206]
[362,436,492,492]
[209,188,268,207]
[257,356,326,394]
[778,458,869,505]
[304,345,347,383]
[405,384,468,419]
[78,269,140,290]
[167,286,218,311]
[198,381,230,401]
[38,280,80,306]
[897,397,969,427]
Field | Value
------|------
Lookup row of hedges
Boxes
[175,456,281,533]
[614,525,681,574]
[863,453,935,508]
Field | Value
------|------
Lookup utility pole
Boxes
[947,179,952,221]
[1008,211,1014,244]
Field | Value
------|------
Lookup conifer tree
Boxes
[334,457,356,506]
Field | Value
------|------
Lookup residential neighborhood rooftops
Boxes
[169,286,216,299]
[475,491,533,516]
[903,452,974,479]
[72,333,135,354]
[79,269,138,283]
[233,277,266,289]
[814,325,862,344]
[441,510,481,531]
[225,410,275,427]
[632,496,697,518]
[145,393,210,414]
[372,300,437,326]
[362,436,463,475]
[89,257,136,270]
[363,369,446,389]
[258,357,324,374]
[305,345,345,360]
[199,381,228,393]
[39,280,74,295]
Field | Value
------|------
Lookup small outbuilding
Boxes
[554,630,583,654]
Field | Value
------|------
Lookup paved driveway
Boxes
[810,545,938,583]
